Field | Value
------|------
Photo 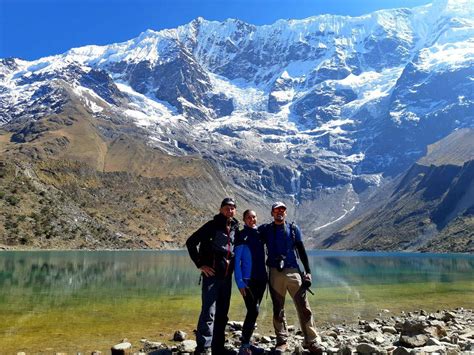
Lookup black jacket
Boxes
[186,213,239,278]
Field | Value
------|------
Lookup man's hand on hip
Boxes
[199,265,215,277]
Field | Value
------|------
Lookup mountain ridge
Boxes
[1,0,473,249]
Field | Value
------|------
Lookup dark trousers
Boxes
[241,278,267,344]
[196,275,233,353]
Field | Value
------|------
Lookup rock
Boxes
[400,320,425,335]
[177,340,197,353]
[443,311,457,322]
[415,345,445,353]
[392,346,411,355]
[374,334,386,345]
[140,340,163,352]
[465,341,474,351]
[326,347,340,354]
[440,342,461,351]
[232,330,242,338]
[227,320,243,331]
[356,343,380,354]
[364,322,379,332]
[424,325,447,338]
[288,325,296,332]
[260,336,272,343]
[91,351,102,355]
[398,319,430,347]
[338,344,354,355]
[426,337,442,346]
[173,330,187,341]
[382,326,397,334]
[111,341,132,355]
[323,330,338,339]
[429,312,444,320]
[399,334,429,348]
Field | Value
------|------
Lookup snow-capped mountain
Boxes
[1,0,473,238]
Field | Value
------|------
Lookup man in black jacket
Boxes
[186,197,239,354]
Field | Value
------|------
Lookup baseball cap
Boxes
[271,201,287,210]
[221,197,236,208]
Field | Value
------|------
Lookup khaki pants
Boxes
[269,267,318,345]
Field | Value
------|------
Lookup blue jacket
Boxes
[234,225,267,289]
[259,221,302,269]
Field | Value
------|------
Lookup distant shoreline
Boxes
[1,246,473,255]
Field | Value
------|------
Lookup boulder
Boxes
[374,334,386,345]
[443,311,457,322]
[177,340,197,353]
[399,334,429,348]
[140,340,163,352]
[111,341,132,355]
[173,330,187,341]
[382,326,397,334]
[364,322,379,332]
[426,337,442,346]
[356,343,380,354]
[424,325,447,338]
[392,346,411,355]
[400,320,425,335]
[415,345,444,353]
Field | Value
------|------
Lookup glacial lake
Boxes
[1,250,473,353]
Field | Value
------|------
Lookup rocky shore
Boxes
[101,308,474,354]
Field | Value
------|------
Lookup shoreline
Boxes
[99,308,473,354]
[2,246,473,256]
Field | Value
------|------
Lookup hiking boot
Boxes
[239,343,252,355]
[305,342,323,354]
[249,344,265,355]
[275,342,288,353]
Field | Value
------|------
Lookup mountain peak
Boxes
[429,0,473,17]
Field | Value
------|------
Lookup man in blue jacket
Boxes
[259,202,322,354]
[186,197,239,355]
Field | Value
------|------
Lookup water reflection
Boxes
[0,250,471,313]
[1,251,473,294]
[1,250,473,352]
[311,251,474,286]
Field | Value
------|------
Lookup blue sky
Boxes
[1,0,432,60]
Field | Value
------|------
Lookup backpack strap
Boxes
[290,222,300,260]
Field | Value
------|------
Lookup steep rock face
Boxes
[322,129,474,252]
[106,44,234,121]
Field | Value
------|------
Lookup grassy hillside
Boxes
[0,96,236,249]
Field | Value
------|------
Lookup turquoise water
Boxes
[0,250,473,352]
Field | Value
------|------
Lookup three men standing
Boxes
[187,198,321,354]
